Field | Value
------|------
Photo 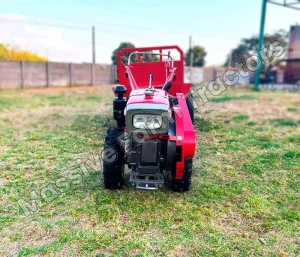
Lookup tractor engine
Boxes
[124,88,172,189]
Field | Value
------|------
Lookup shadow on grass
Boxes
[269,118,299,127]
[211,94,256,103]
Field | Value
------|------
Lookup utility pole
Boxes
[254,0,267,91]
[92,26,95,86]
[92,26,96,64]
[189,35,193,81]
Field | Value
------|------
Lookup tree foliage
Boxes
[224,29,289,72]
[0,44,48,61]
[112,42,135,65]
[111,42,159,65]
[185,45,207,67]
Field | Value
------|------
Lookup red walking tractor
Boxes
[103,45,196,191]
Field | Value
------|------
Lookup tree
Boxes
[111,42,159,65]
[224,29,289,72]
[111,42,136,65]
[140,52,159,63]
[0,44,9,60]
[224,44,249,68]
[0,44,47,61]
[185,45,207,67]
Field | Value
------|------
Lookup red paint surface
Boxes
[169,93,196,179]
[117,45,191,97]
[127,89,169,106]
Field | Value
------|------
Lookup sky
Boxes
[0,0,299,65]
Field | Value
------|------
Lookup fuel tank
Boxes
[126,88,170,106]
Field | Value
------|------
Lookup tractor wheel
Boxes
[187,94,195,124]
[103,127,125,190]
[171,158,193,192]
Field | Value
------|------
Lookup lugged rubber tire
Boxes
[103,127,125,190]
[187,93,195,124]
[171,158,193,192]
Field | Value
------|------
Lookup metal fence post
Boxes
[91,63,95,86]
[112,65,117,84]
[254,0,267,91]
[46,62,50,87]
[20,61,24,88]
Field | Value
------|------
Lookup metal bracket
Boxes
[130,171,164,190]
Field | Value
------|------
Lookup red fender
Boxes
[169,93,196,179]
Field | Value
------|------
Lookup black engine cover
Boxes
[127,139,162,174]
[141,141,159,164]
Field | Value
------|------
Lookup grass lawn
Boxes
[0,86,299,256]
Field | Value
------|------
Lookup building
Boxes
[285,25,300,84]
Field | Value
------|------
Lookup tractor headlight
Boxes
[133,114,162,129]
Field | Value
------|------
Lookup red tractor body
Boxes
[103,45,196,191]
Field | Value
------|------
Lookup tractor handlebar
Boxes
[127,52,173,65]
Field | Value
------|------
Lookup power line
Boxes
[73,0,169,24]
[17,13,150,32]
[0,18,90,31]
[0,31,92,45]
[3,4,188,35]
[0,18,140,36]
[0,18,165,42]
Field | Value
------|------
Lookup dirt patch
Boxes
[76,213,98,229]
[206,96,300,121]
[0,105,110,129]
[0,220,57,256]
[212,210,263,237]
[168,245,191,257]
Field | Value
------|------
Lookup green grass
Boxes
[287,107,299,112]
[0,86,299,256]
[269,118,299,127]
[233,114,249,122]
[195,117,217,132]
[210,94,256,103]
[0,89,104,111]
